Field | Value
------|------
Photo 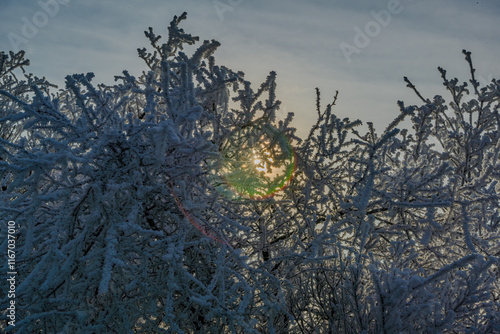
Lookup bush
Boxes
[1,12,499,333]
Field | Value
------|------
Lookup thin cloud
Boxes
[0,0,498,135]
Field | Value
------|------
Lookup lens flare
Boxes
[170,180,231,247]
[213,122,295,200]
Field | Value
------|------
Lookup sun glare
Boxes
[214,122,296,199]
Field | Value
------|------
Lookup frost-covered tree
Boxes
[281,52,500,332]
[1,13,499,333]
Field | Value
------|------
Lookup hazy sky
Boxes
[1,0,499,137]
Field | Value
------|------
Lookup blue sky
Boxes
[1,0,499,137]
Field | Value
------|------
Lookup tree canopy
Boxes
[1,12,499,333]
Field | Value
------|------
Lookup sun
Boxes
[213,122,296,200]
[253,148,272,173]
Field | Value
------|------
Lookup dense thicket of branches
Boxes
[1,13,499,333]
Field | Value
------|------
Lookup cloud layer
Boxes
[1,0,498,136]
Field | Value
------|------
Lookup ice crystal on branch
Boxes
[0,12,499,333]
